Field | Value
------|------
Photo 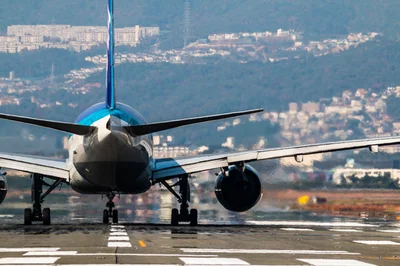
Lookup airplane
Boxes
[1,0,400,226]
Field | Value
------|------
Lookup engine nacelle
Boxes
[0,175,7,204]
[215,164,262,212]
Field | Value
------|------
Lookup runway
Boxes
[0,221,400,265]
[2,179,400,265]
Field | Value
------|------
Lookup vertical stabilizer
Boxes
[106,0,116,109]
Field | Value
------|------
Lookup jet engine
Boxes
[0,174,7,204]
[215,164,262,212]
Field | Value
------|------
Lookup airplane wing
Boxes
[0,152,69,180]
[152,136,400,181]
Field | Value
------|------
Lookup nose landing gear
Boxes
[161,175,198,226]
[103,192,118,224]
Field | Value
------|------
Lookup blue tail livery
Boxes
[106,0,116,109]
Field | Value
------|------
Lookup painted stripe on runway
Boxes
[247,221,378,227]
[108,242,132,247]
[180,248,359,255]
[111,225,125,228]
[110,228,126,232]
[354,240,400,245]
[23,251,78,256]
[0,257,60,264]
[180,257,249,265]
[71,253,218,257]
[0,248,60,252]
[281,228,314,231]
[298,259,376,266]
[57,265,180,266]
[329,229,362,232]
[377,229,400,233]
[110,232,128,236]
[108,236,130,241]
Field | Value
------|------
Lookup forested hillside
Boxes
[82,37,400,119]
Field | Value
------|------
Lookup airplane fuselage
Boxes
[68,102,154,194]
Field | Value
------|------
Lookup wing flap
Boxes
[153,136,400,181]
[0,153,69,180]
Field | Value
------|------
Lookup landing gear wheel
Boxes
[43,208,51,225]
[190,209,198,226]
[103,209,109,224]
[112,209,118,224]
[171,208,179,226]
[24,208,32,225]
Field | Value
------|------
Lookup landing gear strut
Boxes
[103,192,118,224]
[24,174,63,225]
[161,175,198,226]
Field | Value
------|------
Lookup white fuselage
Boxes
[67,115,154,194]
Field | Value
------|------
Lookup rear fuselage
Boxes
[68,102,153,194]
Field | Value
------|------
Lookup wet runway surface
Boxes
[1,178,400,265]
[1,221,400,265]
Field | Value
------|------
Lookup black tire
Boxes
[24,208,32,225]
[190,209,198,226]
[103,209,109,224]
[171,208,179,226]
[112,209,118,224]
[43,208,51,225]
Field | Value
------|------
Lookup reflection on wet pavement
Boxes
[0,176,392,226]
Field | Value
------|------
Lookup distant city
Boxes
[0,24,160,53]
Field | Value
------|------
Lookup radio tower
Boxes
[50,63,55,85]
[183,0,191,48]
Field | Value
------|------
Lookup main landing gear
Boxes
[103,192,118,224]
[161,175,198,226]
[24,174,63,225]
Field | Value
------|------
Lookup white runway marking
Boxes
[180,257,249,265]
[108,236,130,241]
[107,242,132,248]
[58,265,179,266]
[110,232,128,236]
[247,221,378,227]
[0,248,60,252]
[298,259,376,266]
[180,248,359,255]
[377,229,400,233]
[0,214,14,218]
[23,251,78,256]
[280,228,314,231]
[107,225,132,248]
[0,257,60,264]
[73,253,217,257]
[110,228,126,232]
[329,229,362,232]
[354,240,400,245]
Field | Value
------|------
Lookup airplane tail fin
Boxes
[106,0,116,109]
[123,108,264,136]
[0,113,95,135]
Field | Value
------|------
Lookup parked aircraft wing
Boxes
[152,136,400,181]
[0,152,69,180]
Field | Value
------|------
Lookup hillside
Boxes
[1,1,400,47]
[84,37,400,117]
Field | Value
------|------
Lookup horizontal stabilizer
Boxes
[123,108,264,136]
[0,113,96,135]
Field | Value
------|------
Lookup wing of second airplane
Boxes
[152,136,400,181]
[0,152,69,180]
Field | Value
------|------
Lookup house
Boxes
[355,88,368,98]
